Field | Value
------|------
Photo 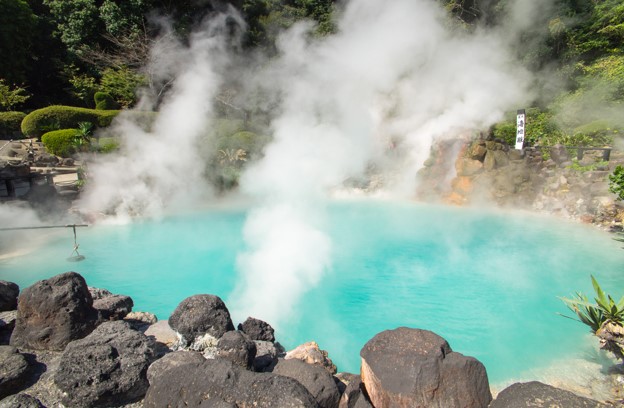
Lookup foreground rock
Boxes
[144,353,318,407]
[0,393,44,408]
[286,341,337,374]
[10,272,97,351]
[0,281,19,312]
[89,287,134,322]
[0,346,30,399]
[0,311,16,345]
[273,358,341,408]
[53,320,155,407]
[335,373,372,408]
[168,294,234,346]
[216,330,257,369]
[360,327,491,408]
[490,381,610,407]
[238,317,275,342]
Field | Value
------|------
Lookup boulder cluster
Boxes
[0,272,613,407]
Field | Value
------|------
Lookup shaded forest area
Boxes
[1,0,624,148]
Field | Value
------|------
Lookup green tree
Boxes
[0,80,31,112]
[0,0,37,84]
[100,66,147,107]
[42,0,102,56]
[609,165,624,201]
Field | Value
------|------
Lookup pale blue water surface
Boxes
[1,200,623,385]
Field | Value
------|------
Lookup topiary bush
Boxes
[41,129,79,157]
[94,92,120,110]
[21,106,120,138]
[0,111,26,139]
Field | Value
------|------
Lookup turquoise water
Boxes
[1,200,623,385]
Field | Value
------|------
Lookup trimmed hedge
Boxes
[21,106,120,138]
[0,111,26,139]
[94,92,120,110]
[41,129,78,157]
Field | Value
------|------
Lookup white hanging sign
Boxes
[515,109,526,150]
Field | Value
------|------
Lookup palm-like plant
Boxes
[560,275,624,333]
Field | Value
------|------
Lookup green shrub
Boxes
[491,121,516,145]
[0,111,26,139]
[94,92,120,110]
[41,128,79,157]
[93,137,120,154]
[21,106,120,138]
[609,165,624,201]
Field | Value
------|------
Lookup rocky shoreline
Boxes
[0,272,621,407]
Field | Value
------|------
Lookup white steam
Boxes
[74,0,543,327]
[228,0,534,326]
[78,12,245,221]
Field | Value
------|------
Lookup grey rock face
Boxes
[217,330,257,369]
[10,272,97,351]
[0,346,30,399]
[0,281,18,312]
[53,320,155,407]
[0,393,44,408]
[237,317,275,342]
[0,311,16,345]
[169,294,234,344]
[144,355,318,407]
[273,358,340,408]
[360,327,491,408]
[490,381,610,408]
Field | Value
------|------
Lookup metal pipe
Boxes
[0,224,88,231]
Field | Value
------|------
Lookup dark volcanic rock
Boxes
[217,330,257,369]
[360,327,491,408]
[253,340,282,372]
[10,272,98,351]
[273,358,340,408]
[490,381,610,408]
[0,281,18,312]
[144,355,318,407]
[169,294,234,344]
[237,317,275,342]
[0,393,44,408]
[0,346,30,399]
[335,373,372,408]
[89,286,133,322]
[53,320,155,407]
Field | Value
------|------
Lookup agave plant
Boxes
[560,275,624,333]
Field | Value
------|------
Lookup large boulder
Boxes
[144,355,318,407]
[0,393,44,408]
[217,330,257,369]
[237,317,275,342]
[89,287,133,322]
[490,381,610,408]
[0,282,18,312]
[10,272,98,351]
[286,341,337,374]
[53,320,156,407]
[0,346,30,399]
[169,294,234,345]
[360,327,491,408]
[273,358,341,408]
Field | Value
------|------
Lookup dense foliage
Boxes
[21,106,119,138]
[0,112,27,139]
[41,128,80,157]
[609,165,624,201]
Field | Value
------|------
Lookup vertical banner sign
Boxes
[516,109,526,150]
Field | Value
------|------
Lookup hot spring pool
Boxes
[1,200,623,387]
